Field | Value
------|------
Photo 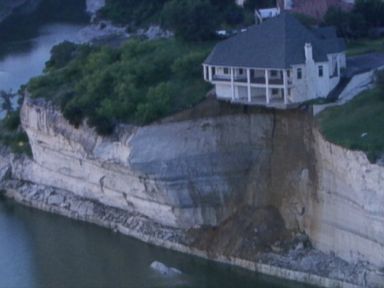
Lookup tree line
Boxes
[324,0,384,38]
[100,0,274,41]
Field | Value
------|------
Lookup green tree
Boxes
[354,0,384,28]
[45,41,77,71]
[324,7,352,37]
[135,83,172,123]
[161,0,219,41]
[100,0,168,26]
[172,51,207,79]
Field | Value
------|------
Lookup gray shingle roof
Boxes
[313,26,338,39]
[204,12,346,69]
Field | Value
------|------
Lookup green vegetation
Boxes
[100,0,265,41]
[346,37,384,56]
[161,0,221,41]
[99,0,167,27]
[0,0,89,43]
[318,71,384,162]
[243,0,275,10]
[324,0,384,39]
[0,91,30,155]
[27,39,213,135]
[0,110,31,155]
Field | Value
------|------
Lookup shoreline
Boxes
[1,180,365,288]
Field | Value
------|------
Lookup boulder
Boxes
[150,261,182,276]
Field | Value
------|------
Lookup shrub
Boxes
[3,111,20,131]
[45,41,78,71]
[0,109,31,156]
[161,0,219,41]
[27,39,213,134]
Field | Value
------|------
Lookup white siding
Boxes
[206,49,346,106]
[215,84,232,100]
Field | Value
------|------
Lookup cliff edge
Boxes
[2,97,384,287]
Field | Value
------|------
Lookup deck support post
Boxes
[247,69,251,103]
[265,69,270,104]
[231,68,235,101]
[283,69,288,104]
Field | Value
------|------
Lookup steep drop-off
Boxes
[3,97,384,287]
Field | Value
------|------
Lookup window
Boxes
[223,68,229,74]
[297,68,302,79]
[288,88,291,96]
[287,70,290,77]
[271,70,278,77]
[272,89,279,95]
[318,65,323,77]
[239,69,244,75]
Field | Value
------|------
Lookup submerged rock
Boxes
[150,261,182,277]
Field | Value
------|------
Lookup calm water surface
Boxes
[0,3,314,288]
[0,199,313,288]
[0,23,83,92]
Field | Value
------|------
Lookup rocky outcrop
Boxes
[4,97,384,287]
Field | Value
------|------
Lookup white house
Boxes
[203,12,346,108]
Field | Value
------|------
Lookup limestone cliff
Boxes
[5,97,384,287]
[309,132,384,268]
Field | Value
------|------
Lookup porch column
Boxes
[283,69,288,104]
[203,65,207,80]
[208,66,213,81]
[231,68,235,101]
[265,69,270,104]
[247,68,251,103]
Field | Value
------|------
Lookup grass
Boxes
[346,37,384,56]
[317,87,384,162]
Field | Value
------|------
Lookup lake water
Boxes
[0,2,313,288]
[0,199,313,288]
[0,23,83,92]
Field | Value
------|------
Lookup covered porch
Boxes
[203,65,292,105]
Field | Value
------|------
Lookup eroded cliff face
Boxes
[12,97,384,279]
[17,98,279,229]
